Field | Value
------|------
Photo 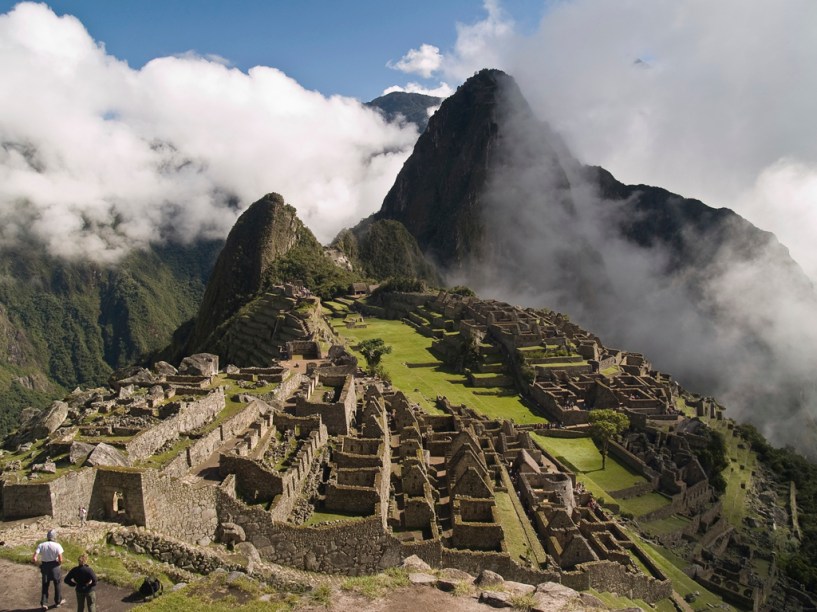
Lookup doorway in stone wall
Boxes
[111,491,126,519]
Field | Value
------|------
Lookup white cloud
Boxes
[382,82,454,98]
[387,43,443,78]
[411,0,817,285]
[0,2,419,261]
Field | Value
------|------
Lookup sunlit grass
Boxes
[338,318,545,424]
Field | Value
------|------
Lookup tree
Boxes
[358,338,392,375]
[588,409,630,470]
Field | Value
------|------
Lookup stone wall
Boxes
[529,384,590,426]
[162,399,267,478]
[562,560,673,603]
[216,490,401,574]
[607,439,658,481]
[295,374,355,435]
[110,527,242,574]
[401,541,559,586]
[220,455,282,503]
[48,468,96,524]
[125,388,225,461]
[1,480,54,519]
[142,470,218,544]
[90,468,146,524]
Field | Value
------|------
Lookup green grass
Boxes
[531,434,671,517]
[627,531,732,610]
[138,572,297,611]
[304,510,366,525]
[588,588,675,612]
[497,469,548,566]
[494,492,533,563]
[531,435,643,490]
[706,418,756,527]
[622,493,673,517]
[600,365,620,377]
[340,567,409,599]
[338,318,546,424]
[642,514,692,536]
[140,436,193,469]
[0,537,172,592]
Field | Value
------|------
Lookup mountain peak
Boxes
[186,193,310,351]
[375,68,565,269]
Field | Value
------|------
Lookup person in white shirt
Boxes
[32,529,66,609]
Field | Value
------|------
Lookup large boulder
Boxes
[153,361,178,377]
[32,401,69,438]
[69,442,96,465]
[216,522,246,547]
[401,555,432,572]
[179,353,219,377]
[85,442,129,467]
[109,366,154,389]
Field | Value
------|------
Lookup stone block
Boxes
[85,442,129,467]
[479,590,512,608]
[408,572,437,586]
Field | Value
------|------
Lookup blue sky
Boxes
[0,0,544,99]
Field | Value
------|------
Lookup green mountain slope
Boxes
[0,240,220,437]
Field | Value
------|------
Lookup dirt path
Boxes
[0,558,138,612]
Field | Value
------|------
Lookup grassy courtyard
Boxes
[336,318,546,424]
[531,433,671,517]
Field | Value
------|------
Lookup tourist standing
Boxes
[32,529,66,609]
[78,506,87,527]
[65,554,98,612]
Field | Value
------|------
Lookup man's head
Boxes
[78,554,88,565]
[46,529,57,541]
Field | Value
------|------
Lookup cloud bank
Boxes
[0,2,419,262]
[458,83,817,454]
[399,0,817,287]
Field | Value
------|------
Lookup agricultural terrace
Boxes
[336,318,546,424]
[702,417,757,528]
[531,434,670,518]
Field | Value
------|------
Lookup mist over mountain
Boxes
[373,69,817,455]
[366,92,442,133]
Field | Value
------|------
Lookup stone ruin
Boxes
[3,288,757,606]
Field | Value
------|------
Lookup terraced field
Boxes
[336,318,546,424]
[531,434,671,517]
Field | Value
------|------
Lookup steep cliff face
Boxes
[332,219,440,285]
[185,193,360,354]
[375,69,575,272]
[187,194,304,349]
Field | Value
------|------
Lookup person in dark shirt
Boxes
[64,554,98,612]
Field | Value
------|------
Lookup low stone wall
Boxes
[109,527,242,574]
[400,540,558,586]
[467,373,514,388]
[561,560,672,603]
[532,428,588,439]
[216,489,401,574]
[609,481,657,501]
[125,388,225,461]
